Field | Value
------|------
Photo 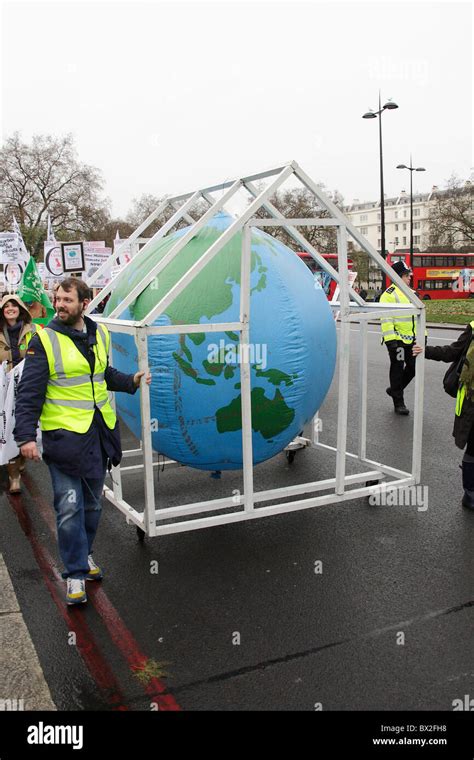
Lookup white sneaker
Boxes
[66,578,87,605]
[86,554,103,581]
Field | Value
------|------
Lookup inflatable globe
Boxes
[105,212,336,470]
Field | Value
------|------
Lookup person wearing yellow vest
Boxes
[380,260,422,415]
[415,322,474,511]
[14,277,151,605]
[0,293,38,493]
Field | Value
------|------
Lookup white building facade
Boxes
[345,188,436,254]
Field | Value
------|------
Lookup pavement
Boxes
[0,554,55,711]
[0,324,473,711]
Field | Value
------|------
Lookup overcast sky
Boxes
[1,0,472,218]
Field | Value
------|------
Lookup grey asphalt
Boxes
[1,324,473,711]
[0,555,55,711]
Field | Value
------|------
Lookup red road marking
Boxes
[7,493,129,711]
[22,472,181,711]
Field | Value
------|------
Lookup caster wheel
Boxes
[366,480,380,503]
[136,526,146,542]
[286,450,296,464]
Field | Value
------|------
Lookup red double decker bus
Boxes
[385,251,474,300]
[297,252,355,299]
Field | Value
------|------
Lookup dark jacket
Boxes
[425,323,473,449]
[14,316,137,477]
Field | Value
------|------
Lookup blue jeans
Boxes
[48,463,105,579]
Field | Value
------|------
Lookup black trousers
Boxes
[386,340,416,403]
[466,425,474,457]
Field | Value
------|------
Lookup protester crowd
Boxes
[1,274,151,606]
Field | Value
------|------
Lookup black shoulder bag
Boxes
[443,343,470,398]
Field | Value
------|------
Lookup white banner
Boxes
[0,363,20,464]
[83,243,111,287]
[0,233,22,265]
[12,217,29,259]
[114,238,133,268]
[0,233,27,289]
[47,214,56,243]
[43,240,113,286]
[36,263,52,289]
[43,241,64,277]
[0,361,43,465]
[4,262,25,289]
[0,363,8,456]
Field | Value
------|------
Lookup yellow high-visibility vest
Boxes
[36,324,116,433]
[380,284,420,344]
[455,320,474,416]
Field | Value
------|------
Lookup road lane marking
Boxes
[7,492,129,711]
[22,473,181,712]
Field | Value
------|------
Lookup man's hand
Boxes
[412,344,424,356]
[20,442,41,461]
[133,370,152,388]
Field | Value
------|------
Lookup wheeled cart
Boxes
[86,161,425,539]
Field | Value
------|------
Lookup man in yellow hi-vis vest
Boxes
[380,260,422,415]
[14,277,151,606]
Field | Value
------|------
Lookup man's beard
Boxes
[57,308,83,326]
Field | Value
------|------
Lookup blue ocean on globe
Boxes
[105,211,337,470]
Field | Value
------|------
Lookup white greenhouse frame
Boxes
[86,161,426,538]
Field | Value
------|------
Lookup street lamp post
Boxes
[363,93,399,259]
[396,157,426,264]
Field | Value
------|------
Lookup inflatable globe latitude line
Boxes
[105,211,337,471]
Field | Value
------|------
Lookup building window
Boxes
[377,226,381,233]
[394,211,399,219]
[360,226,368,235]
[360,214,368,222]
[414,236,420,245]
[377,239,381,248]
[413,208,420,216]
[402,237,407,245]
[395,224,399,231]
[414,222,420,230]
[403,210,407,218]
[394,237,399,245]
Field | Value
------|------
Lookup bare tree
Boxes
[429,174,474,250]
[127,192,210,237]
[251,185,345,254]
[0,132,109,255]
[84,216,135,248]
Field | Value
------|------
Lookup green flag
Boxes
[17,257,55,320]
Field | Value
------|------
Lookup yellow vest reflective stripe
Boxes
[25,325,37,346]
[380,285,425,344]
[455,320,474,416]
[37,324,116,433]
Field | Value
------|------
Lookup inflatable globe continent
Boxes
[104,212,337,470]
